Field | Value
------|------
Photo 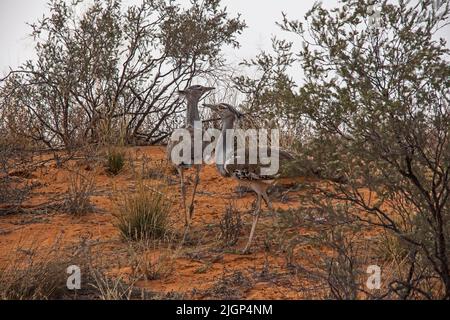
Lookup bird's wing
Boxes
[224,147,294,181]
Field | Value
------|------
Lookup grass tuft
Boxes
[106,149,125,175]
[113,184,172,241]
[218,202,242,247]
[64,171,95,215]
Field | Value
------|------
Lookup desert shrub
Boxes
[89,269,136,300]
[0,240,72,300]
[64,171,95,215]
[131,153,171,181]
[106,149,125,175]
[77,143,103,171]
[0,143,15,206]
[374,231,410,264]
[141,158,169,180]
[238,0,450,299]
[0,235,161,300]
[113,184,172,241]
[218,202,242,247]
[0,139,34,213]
[128,244,175,281]
[90,270,160,300]
[274,201,376,300]
[0,260,68,300]
[200,270,253,300]
[0,0,245,148]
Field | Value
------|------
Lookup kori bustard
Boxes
[167,85,214,226]
[204,103,294,252]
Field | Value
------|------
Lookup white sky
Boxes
[0,0,449,77]
[0,0,338,76]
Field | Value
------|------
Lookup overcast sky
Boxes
[0,0,449,77]
[0,0,339,76]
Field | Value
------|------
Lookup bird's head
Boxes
[178,85,215,101]
[203,103,244,122]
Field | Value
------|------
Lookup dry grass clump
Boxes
[113,184,172,241]
[218,202,242,247]
[64,171,95,215]
[90,269,137,300]
[200,270,253,300]
[0,236,158,300]
[130,153,174,184]
[142,158,172,180]
[0,240,72,300]
[106,148,125,175]
[128,242,175,281]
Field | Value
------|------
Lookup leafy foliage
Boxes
[238,0,450,299]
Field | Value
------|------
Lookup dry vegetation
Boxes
[113,183,173,242]
[0,146,443,299]
[0,0,449,300]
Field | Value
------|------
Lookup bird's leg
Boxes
[188,165,201,219]
[179,223,190,247]
[243,192,262,253]
[177,167,189,226]
[262,191,275,217]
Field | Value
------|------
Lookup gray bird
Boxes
[204,103,294,253]
[167,85,214,227]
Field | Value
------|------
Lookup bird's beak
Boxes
[178,90,187,95]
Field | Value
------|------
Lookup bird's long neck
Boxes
[185,97,200,128]
[216,117,235,176]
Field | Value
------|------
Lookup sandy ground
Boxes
[0,146,330,299]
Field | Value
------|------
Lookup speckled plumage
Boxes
[204,103,295,252]
[166,85,214,227]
